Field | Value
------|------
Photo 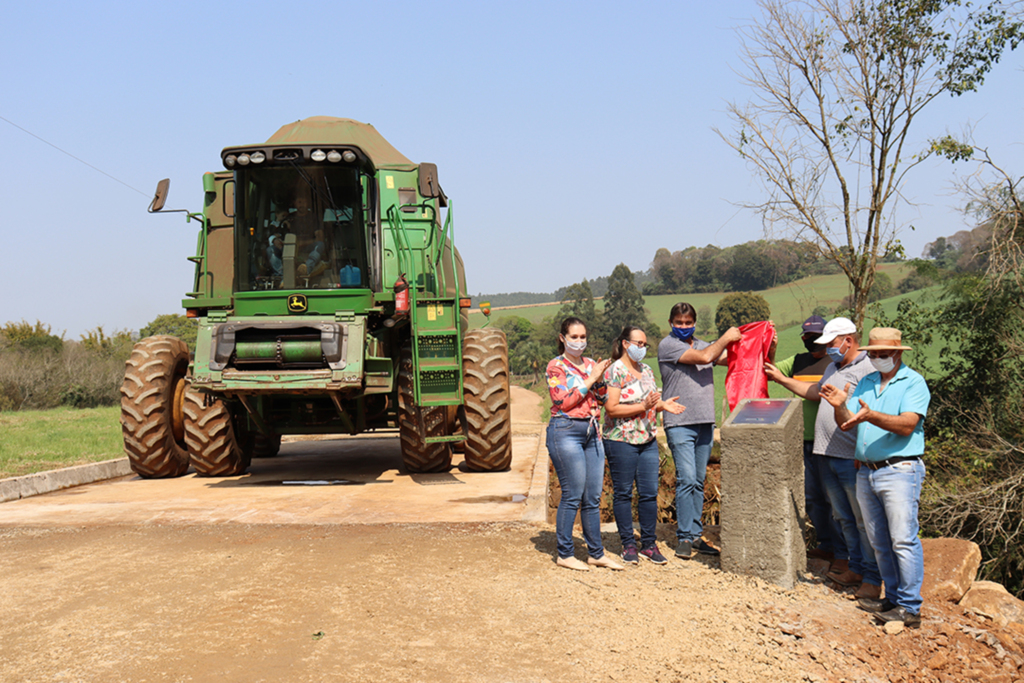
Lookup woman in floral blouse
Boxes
[603,326,685,565]
[545,317,623,571]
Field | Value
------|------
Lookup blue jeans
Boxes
[605,438,660,549]
[665,424,712,543]
[818,454,881,586]
[805,442,846,556]
[857,459,926,614]
[546,417,606,559]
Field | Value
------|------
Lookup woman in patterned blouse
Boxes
[603,326,685,565]
[545,317,623,571]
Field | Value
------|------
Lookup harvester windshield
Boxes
[234,165,369,291]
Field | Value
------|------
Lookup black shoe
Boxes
[639,544,669,565]
[874,606,921,629]
[857,598,896,613]
[694,539,720,556]
[675,540,693,559]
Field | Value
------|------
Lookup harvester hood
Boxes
[265,117,418,172]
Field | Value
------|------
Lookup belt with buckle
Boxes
[862,455,922,471]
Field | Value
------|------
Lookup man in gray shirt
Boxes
[659,302,742,559]
[765,317,882,599]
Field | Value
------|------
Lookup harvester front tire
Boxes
[120,335,191,478]
[183,390,253,477]
[461,328,512,471]
[253,433,282,458]
[398,343,452,473]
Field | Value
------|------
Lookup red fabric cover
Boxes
[725,321,777,411]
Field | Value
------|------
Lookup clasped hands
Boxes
[642,390,686,415]
[820,382,872,431]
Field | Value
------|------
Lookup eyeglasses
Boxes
[626,340,649,349]
[867,351,897,359]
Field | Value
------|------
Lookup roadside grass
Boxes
[0,406,123,479]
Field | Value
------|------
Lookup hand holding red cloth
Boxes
[725,321,777,411]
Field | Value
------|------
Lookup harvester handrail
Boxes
[385,204,417,294]
[436,202,458,302]
[187,213,211,298]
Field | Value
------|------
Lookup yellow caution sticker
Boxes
[385,176,394,189]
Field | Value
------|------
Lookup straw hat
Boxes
[861,327,912,351]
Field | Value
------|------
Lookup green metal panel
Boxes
[232,290,376,317]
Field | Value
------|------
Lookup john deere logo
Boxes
[287,294,308,313]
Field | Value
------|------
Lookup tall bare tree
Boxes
[717,0,1021,328]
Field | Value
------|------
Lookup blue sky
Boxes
[2,1,1021,337]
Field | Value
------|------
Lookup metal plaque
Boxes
[730,400,790,425]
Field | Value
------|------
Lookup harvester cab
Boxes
[121,117,511,481]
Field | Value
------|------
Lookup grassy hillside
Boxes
[471,262,912,330]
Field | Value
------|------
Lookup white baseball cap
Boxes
[815,317,857,345]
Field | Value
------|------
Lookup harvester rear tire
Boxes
[253,433,282,458]
[183,389,253,477]
[120,335,191,478]
[461,328,512,471]
[398,342,452,473]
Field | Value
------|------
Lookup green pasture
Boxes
[472,262,912,331]
[0,406,123,479]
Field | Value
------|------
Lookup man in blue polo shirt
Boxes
[820,327,930,630]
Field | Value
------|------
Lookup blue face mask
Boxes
[671,326,695,342]
[626,343,647,363]
[826,339,848,363]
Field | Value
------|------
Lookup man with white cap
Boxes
[764,317,881,599]
[771,315,844,565]
[821,327,930,630]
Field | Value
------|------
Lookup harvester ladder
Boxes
[387,204,464,414]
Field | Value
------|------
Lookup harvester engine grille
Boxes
[233,332,325,369]
[209,322,347,371]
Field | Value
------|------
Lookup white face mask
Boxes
[626,343,647,363]
[870,356,896,373]
[564,338,587,355]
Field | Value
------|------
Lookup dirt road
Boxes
[2,388,1021,682]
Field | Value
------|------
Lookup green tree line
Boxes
[0,315,196,411]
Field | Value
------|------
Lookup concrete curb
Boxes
[0,458,133,504]
[522,427,550,523]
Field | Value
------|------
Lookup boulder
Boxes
[922,537,981,603]
[960,581,1024,627]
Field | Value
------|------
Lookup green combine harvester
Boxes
[121,116,511,477]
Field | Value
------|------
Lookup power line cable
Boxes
[0,114,149,197]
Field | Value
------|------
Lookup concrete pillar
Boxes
[720,398,805,588]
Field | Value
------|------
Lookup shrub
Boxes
[715,292,771,335]
[140,314,198,351]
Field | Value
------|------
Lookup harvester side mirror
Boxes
[149,179,171,213]
[418,163,441,199]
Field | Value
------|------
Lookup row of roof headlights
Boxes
[224,149,358,167]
